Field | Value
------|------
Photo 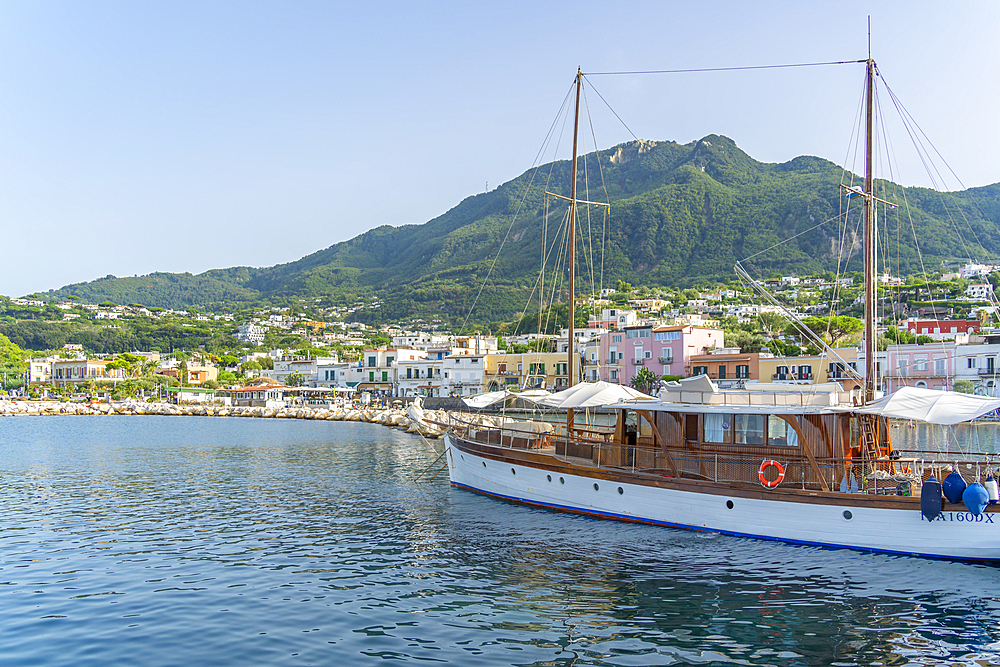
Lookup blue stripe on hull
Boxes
[449,481,991,563]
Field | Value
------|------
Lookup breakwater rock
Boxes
[0,400,447,439]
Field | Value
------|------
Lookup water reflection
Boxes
[0,415,998,666]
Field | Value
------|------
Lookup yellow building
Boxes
[756,348,862,392]
[483,352,571,392]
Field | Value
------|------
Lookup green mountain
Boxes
[42,135,1000,325]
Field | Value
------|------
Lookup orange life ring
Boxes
[759,460,785,488]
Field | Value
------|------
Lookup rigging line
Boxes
[584,59,866,76]
[580,75,641,144]
[580,85,608,304]
[579,86,596,301]
[739,215,845,263]
[882,80,989,262]
[455,81,577,336]
[879,94,979,286]
[510,205,572,342]
[581,80,613,298]
[735,263,864,383]
[835,70,869,317]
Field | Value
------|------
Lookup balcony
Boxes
[605,358,620,365]
[658,357,673,364]
[632,359,645,365]
[979,368,998,376]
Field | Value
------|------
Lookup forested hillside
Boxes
[42,135,1000,326]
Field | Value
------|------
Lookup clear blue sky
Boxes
[1,1,997,299]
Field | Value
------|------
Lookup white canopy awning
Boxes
[462,390,514,409]
[533,381,656,409]
[851,386,1000,425]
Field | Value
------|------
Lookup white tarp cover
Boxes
[462,390,513,409]
[852,386,1000,425]
[661,374,718,394]
[533,381,655,409]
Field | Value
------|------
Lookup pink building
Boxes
[885,342,956,392]
[595,324,723,384]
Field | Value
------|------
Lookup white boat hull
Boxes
[445,434,1000,561]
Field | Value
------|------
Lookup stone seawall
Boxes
[0,400,447,439]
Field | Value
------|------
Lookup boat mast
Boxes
[862,55,877,404]
[568,67,581,390]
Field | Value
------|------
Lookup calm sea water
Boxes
[2,416,1000,666]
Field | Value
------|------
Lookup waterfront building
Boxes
[50,359,124,389]
[688,348,766,389]
[884,342,957,392]
[441,354,488,397]
[596,324,722,385]
[396,358,444,397]
[954,340,1000,396]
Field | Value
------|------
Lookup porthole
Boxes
[617,487,624,495]
[726,500,734,510]
[593,483,600,491]
[511,468,516,475]
[547,474,552,482]
[559,477,565,484]
[843,510,853,521]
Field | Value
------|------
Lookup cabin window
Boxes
[704,413,731,443]
[733,414,764,444]
[704,413,797,447]
[767,418,799,447]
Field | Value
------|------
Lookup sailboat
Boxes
[440,60,1000,561]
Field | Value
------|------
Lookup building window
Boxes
[693,366,708,376]
[718,365,727,379]
[612,335,622,343]
[368,356,376,368]
[406,368,412,379]
[369,371,375,382]
[735,364,749,379]
[610,369,618,380]
[969,358,978,369]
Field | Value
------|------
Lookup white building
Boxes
[397,358,445,397]
[965,283,994,300]
[441,354,486,397]
[235,324,267,346]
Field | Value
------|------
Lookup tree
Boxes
[954,380,974,394]
[757,312,788,335]
[785,316,864,347]
[630,367,662,396]
[178,359,189,385]
[286,372,305,387]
